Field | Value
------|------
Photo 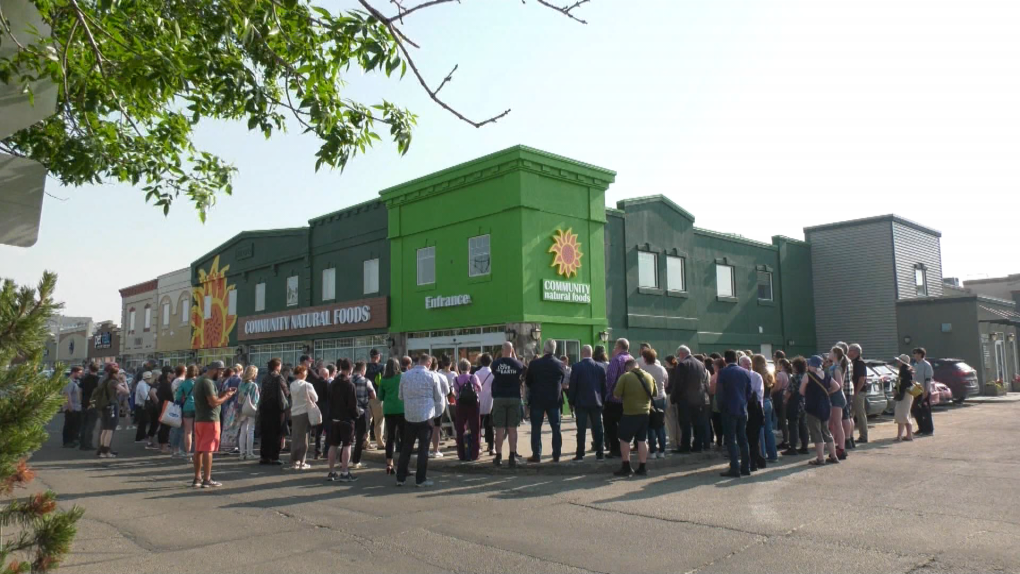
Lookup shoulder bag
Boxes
[636,370,665,427]
[159,400,183,428]
[241,383,259,418]
[306,382,323,426]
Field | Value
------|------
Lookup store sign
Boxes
[426,294,472,310]
[94,332,112,349]
[238,297,388,341]
[542,280,592,304]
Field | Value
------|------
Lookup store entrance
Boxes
[406,329,508,367]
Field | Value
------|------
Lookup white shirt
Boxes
[171,376,184,394]
[436,371,451,412]
[748,370,765,407]
[134,380,150,406]
[642,362,668,400]
[288,379,318,417]
[476,366,494,414]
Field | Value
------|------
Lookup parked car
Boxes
[864,360,900,415]
[861,364,889,416]
[929,381,954,407]
[931,359,979,404]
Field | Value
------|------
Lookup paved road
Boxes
[30,399,1020,574]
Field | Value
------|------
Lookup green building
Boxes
[190,145,815,369]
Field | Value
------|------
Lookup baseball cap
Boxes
[807,355,824,369]
[208,360,226,369]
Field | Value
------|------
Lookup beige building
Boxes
[43,316,94,369]
[119,279,158,370]
[156,268,193,366]
[965,274,1020,304]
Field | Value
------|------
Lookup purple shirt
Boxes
[605,352,633,404]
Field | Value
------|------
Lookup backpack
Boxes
[804,372,832,422]
[457,374,479,408]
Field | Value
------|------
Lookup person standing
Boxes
[376,358,405,475]
[604,338,633,458]
[78,363,101,451]
[365,349,386,450]
[476,354,495,455]
[288,365,319,470]
[715,351,751,478]
[662,355,681,453]
[155,367,176,454]
[490,342,525,468]
[237,366,260,460]
[826,347,849,460]
[175,366,199,462]
[569,345,607,462]
[848,344,869,443]
[325,358,358,482]
[911,347,935,436]
[61,367,83,448]
[780,359,809,456]
[671,346,709,454]
[802,356,839,466]
[752,354,778,463]
[641,348,669,459]
[396,354,445,487]
[259,358,288,466]
[452,359,482,461]
[739,355,767,471]
[893,354,916,441]
[429,356,452,458]
[192,361,236,487]
[772,353,790,450]
[612,359,656,477]
[133,371,153,446]
[350,361,376,468]
[525,339,567,463]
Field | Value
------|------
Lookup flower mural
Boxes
[549,228,584,278]
[191,255,237,349]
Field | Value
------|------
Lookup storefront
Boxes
[88,322,120,366]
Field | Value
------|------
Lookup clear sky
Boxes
[2,0,1019,324]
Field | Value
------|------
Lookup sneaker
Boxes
[433,451,444,459]
[428,451,437,459]
[201,480,222,488]
[352,462,364,469]
[571,456,585,463]
[300,463,312,470]
[613,466,634,477]
[493,453,503,467]
[395,480,405,487]
[527,455,541,463]
[190,478,202,488]
[338,472,358,483]
[326,472,338,482]
[486,447,496,456]
[416,479,434,488]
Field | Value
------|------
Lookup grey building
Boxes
[804,215,943,360]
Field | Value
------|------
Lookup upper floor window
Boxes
[666,255,686,292]
[638,251,658,289]
[286,276,299,307]
[469,235,491,277]
[757,270,773,301]
[417,246,435,286]
[255,282,266,312]
[716,264,735,298]
[128,309,136,332]
[364,259,380,294]
[322,268,336,301]
[143,305,152,331]
[180,298,190,324]
[915,265,927,297]
[162,303,170,325]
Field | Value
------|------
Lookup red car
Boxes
[929,381,954,407]
[931,359,980,404]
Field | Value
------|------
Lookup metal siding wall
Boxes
[807,222,898,359]
[892,222,944,300]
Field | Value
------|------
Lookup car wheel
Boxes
[953,397,965,405]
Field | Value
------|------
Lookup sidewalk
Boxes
[963,392,1020,404]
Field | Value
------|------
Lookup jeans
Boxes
[62,411,81,446]
[169,425,182,451]
[648,421,667,454]
[352,412,368,464]
[574,405,604,458]
[79,407,98,449]
[762,398,778,460]
[603,401,623,455]
[747,403,764,469]
[384,414,406,459]
[238,416,256,457]
[396,420,433,485]
[530,404,562,458]
[721,412,750,474]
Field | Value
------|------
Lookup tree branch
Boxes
[434,64,457,95]
[61,19,80,101]
[359,0,510,128]
[0,2,27,50]
[386,0,460,24]
[535,0,590,24]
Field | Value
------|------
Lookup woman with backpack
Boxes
[174,365,199,463]
[376,358,405,474]
[95,364,128,458]
[893,354,915,442]
[237,365,261,460]
[452,358,482,461]
[799,356,839,466]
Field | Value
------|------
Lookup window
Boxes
[162,303,170,325]
[468,235,491,277]
[363,259,379,294]
[716,264,735,298]
[228,290,237,315]
[638,251,658,288]
[255,282,266,312]
[144,306,152,330]
[915,266,927,296]
[666,256,686,292]
[551,340,582,366]
[757,270,773,301]
[322,268,336,301]
[180,298,189,324]
[286,276,299,307]
[128,309,136,332]
[203,295,212,317]
[417,246,435,286]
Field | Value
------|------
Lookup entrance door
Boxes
[994,339,1007,382]
[760,344,773,359]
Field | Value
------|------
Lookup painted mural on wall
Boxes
[191,255,237,349]
[549,228,583,278]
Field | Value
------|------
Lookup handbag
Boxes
[159,400,183,428]
[908,382,924,398]
[635,369,665,426]
[306,383,323,426]
[241,384,258,418]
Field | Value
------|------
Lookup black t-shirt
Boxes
[80,373,99,408]
[851,358,868,393]
[328,375,357,422]
[490,357,524,399]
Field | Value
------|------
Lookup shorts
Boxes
[100,405,118,430]
[194,421,221,453]
[491,398,522,428]
[327,419,355,447]
[806,414,832,445]
[829,390,847,409]
[841,399,853,420]
[618,414,649,443]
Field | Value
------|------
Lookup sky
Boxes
[2,0,1019,324]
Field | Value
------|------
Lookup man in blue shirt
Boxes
[714,350,751,478]
[568,345,607,462]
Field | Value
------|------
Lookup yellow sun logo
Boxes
[549,228,583,278]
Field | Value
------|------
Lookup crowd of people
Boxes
[58,338,939,488]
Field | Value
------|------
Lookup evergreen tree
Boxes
[0,272,83,574]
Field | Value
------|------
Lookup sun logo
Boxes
[549,228,583,278]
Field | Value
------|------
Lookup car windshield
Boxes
[868,365,895,377]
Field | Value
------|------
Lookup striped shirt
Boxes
[605,352,633,404]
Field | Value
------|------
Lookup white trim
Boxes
[406,330,507,351]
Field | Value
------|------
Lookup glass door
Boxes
[994,339,1007,382]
